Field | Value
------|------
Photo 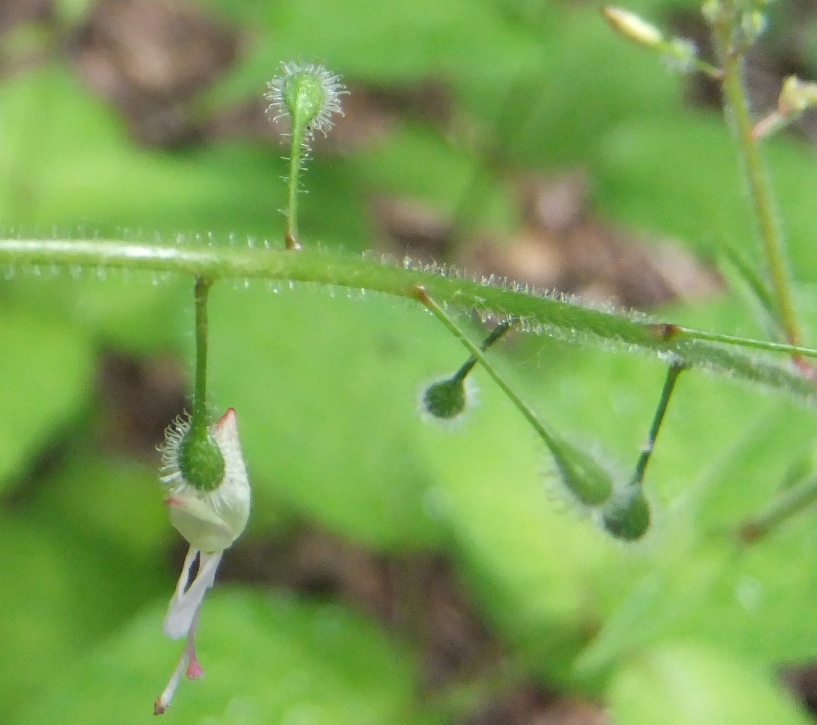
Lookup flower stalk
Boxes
[630,362,686,487]
[600,362,684,541]
[266,62,346,250]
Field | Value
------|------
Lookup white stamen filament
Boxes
[154,549,222,714]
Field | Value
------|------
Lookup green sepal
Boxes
[284,71,326,137]
[178,421,225,492]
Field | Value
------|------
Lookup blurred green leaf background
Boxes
[5,0,817,723]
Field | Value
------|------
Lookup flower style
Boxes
[154,408,251,715]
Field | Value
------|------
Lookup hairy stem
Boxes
[1,239,816,401]
[631,363,685,486]
[192,276,213,428]
[710,6,805,362]
[286,129,304,251]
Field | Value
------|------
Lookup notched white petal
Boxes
[163,549,222,640]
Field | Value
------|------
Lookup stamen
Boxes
[154,649,189,715]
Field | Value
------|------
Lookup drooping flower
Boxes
[154,408,251,715]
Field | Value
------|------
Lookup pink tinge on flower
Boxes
[186,657,205,680]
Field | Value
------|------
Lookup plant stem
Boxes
[739,474,817,544]
[631,363,685,486]
[1,239,816,400]
[451,320,513,383]
[710,7,805,360]
[286,130,304,251]
[676,326,817,357]
[191,277,213,427]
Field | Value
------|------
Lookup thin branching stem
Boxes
[631,363,685,486]
[412,286,561,448]
[739,474,817,544]
[451,321,513,383]
[710,5,806,365]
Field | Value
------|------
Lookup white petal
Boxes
[163,550,222,640]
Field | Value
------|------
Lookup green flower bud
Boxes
[550,437,614,507]
[602,485,651,541]
[178,424,224,492]
[422,377,468,420]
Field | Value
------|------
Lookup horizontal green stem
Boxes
[675,326,817,358]
[1,238,816,402]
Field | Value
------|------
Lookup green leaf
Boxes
[2,272,189,354]
[607,641,812,725]
[597,116,817,285]
[23,453,170,564]
[0,515,164,722]
[13,590,446,725]
[0,307,93,492]
[0,67,286,238]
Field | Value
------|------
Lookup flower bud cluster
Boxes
[548,435,651,542]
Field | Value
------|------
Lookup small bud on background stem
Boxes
[603,6,722,79]
[602,7,663,47]
[754,75,817,140]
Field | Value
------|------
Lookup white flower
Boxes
[154,408,251,715]
[160,407,251,555]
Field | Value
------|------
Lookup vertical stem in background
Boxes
[710,6,810,372]
[192,276,213,431]
[631,363,685,486]
[739,473,817,543]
